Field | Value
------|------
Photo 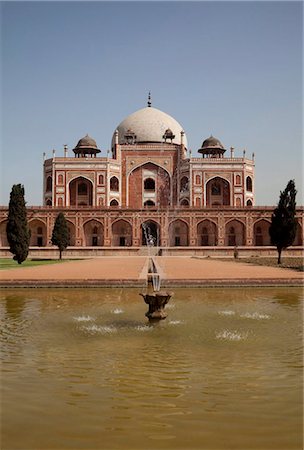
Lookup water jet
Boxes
[140,257,173,321]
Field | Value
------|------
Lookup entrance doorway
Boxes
[119,236,126,247]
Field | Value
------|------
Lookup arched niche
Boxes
[168,219,189,246]
[141,220,160,246]
[180,176,189,192]
[253,220,271,246]
[197,220,217,246]
[180,198,189,207]
[206,177,230,206]
[246,176,253,192]
[144,200,155,207]
[0,221,8,246]
[69,177,93,206]
[225,220,245,246]
[29,219,47,246]
[83,220,104,246]
[46,176,52,192]
[128,163,171,209]
[293,222,303,246]
[110,176,119,192]
[110,199,119,207]
[112,219,132,246]
[66,221,76,246]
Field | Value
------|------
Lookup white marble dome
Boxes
[112,106,188,149]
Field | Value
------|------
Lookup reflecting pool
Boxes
[1,288,303,450]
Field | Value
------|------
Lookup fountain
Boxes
[140,224,173,321]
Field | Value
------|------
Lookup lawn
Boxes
[0,258,68,270]
[237,257,304,272]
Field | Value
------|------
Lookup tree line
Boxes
[6,184,69,263]
[5,180,299,264]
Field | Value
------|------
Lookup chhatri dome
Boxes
[73,134,101,156]
[112,94,188,149]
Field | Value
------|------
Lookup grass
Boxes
[236,257,304,272]
[0,258,69,270]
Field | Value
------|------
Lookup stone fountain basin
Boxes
[140,291,173,321]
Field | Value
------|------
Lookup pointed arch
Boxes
[112,219,132,246]
[29,219,47,247]
[197,219,217,246]
[66,220,76,246]
[168,219,189,246]
[83,219,104,246]
[128,162,171,208]
[69,176,93,206]
[141,220,161,246]
[225,219,245,246]
[0,220,8,247]
[253,219,271,246]
[206,176,231,206]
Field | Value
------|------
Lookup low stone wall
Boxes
[0,246,303,259]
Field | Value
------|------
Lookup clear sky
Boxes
[1,1,303,206]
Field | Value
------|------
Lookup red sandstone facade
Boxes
[0,102,303,253]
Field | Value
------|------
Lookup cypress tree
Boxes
[51,212,69,260]
[269,180,297,264]
[6,184,30,264]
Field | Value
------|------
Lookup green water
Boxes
[1,288,303,450]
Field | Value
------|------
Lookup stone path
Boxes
[0,256,302,287]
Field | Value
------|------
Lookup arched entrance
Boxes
[66,221,76,246]
[0,221,8,246]
[128,163,171,208]
[206,177,230,206]
[29,219,47,246]
[69,177,93,206]
[197,220,217,246]
[254,220,271,246]
[141,220,160,246]
[225,220,245,246]
[83,220,104,246]
[112,220,132,246]
[293,222,303,246]
[168,220,189,246]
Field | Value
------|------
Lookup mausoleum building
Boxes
[0,98,303,255]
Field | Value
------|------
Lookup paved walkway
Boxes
[0,256,302,287]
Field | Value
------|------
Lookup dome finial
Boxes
[147,91,152,107]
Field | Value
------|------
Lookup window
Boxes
[180,199,189,206]
[78,183,87,195]
[110,199,119,206]
[46,176,52,192]
[195,175,201,185]
[119,237,126,247]
[246,199,253,206]
[246,176,252,192]
[58,174,63,184]
[180,177,189,192]
[211,183,221,195]
[98,174,104,185]
[110,177,119,191]
[144,200,155,207]
[175,236,181,246]
[144,178,155,191]
[236,175,241,185]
